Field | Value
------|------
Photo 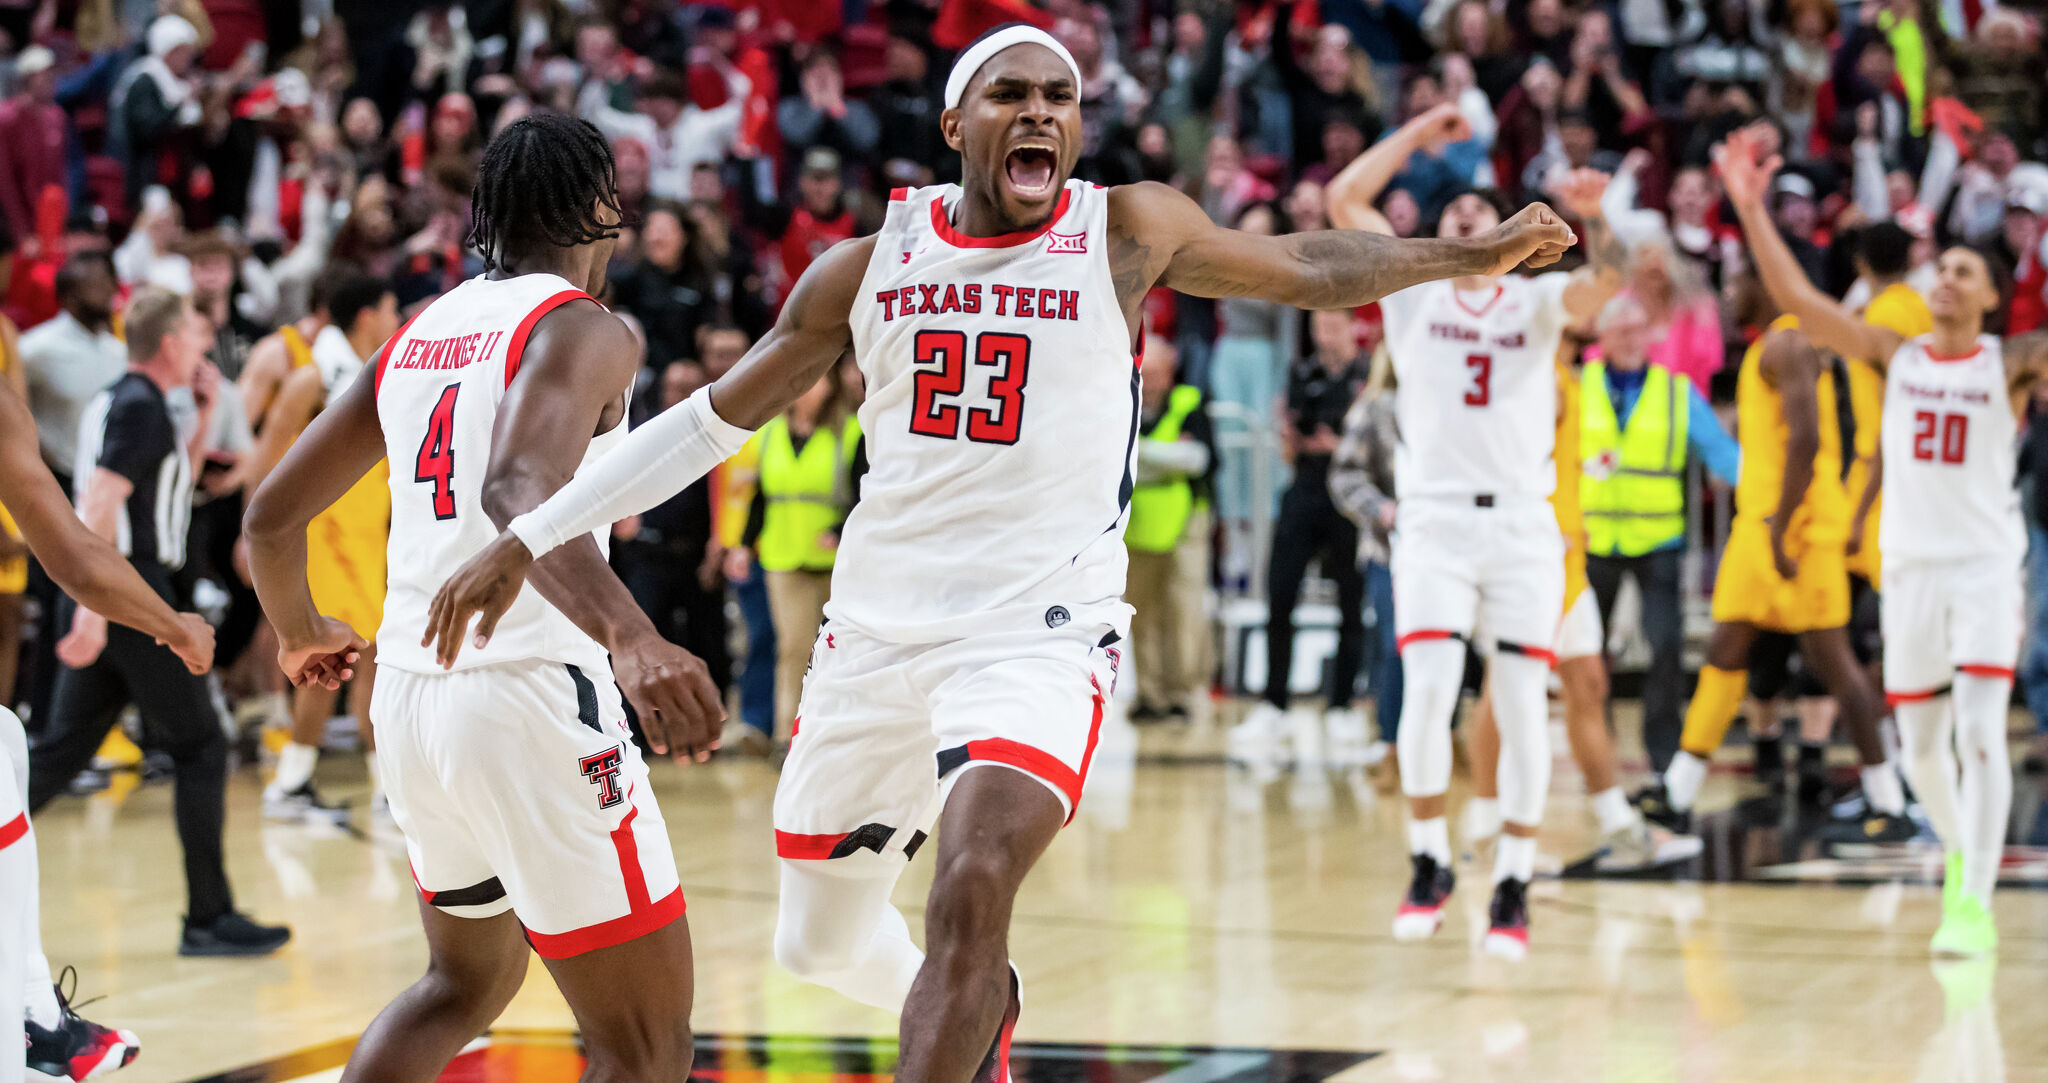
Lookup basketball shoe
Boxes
[1483,878,1530,961]
[24,967,140,1082]
[1392,854,1455,940]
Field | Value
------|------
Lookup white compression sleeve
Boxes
[507,389,756,558]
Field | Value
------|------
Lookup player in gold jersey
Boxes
[1637,311,1909,838]
[244,274,399,821]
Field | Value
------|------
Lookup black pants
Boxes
[1588,547,1684,773]
[29,594,233,924]
[616,543,731,696]
[1264,483,1365,709]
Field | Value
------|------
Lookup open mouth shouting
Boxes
[1004,141,1060,200]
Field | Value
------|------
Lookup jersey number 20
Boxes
[415,383,460,520]
[909,330,1030,444]
[1910,409,1968,465]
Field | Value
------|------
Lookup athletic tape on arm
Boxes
[508,390,755,557]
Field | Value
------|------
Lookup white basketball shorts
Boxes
[774,609,1125,862]
[1393,497,1566,663]
[1554,587,1604,662]
[1881,555,2024,703]
[372,661,684,957]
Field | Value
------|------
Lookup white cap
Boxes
[148,15,199,58]
[14,45,55,77]
[943,25,1083,110]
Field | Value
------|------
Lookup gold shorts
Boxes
[1711,517,1850,633]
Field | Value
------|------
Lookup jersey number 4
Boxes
[909,330,1030,444]
[1910,409,1968,465]
[415,383,460,520]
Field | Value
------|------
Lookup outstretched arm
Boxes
[423,237,873,668]
[1716,126,1903,368]
[1549,168,1627,325]
[244,351,385,689]
[1107,181,1575,316]
[1326,103,1468,233]
[0,378,212,673]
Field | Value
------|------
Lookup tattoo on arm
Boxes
[1581,214,1626,276]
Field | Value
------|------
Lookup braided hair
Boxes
[469,113,623,272]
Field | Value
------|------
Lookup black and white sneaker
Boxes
[1392,854,1455,941]
[1483,878,1530,961]
[1631,783,1692,835]
[262,781,350,824]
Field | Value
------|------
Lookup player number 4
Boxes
[415,383,460,520]
[909,329,1031,444]
[1910,409,1968,465]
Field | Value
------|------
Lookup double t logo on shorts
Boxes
[579,745,626,810]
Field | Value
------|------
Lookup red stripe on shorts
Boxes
[1066,677,1107,825]
[1397,630,1460,652]
[963,738,1084,812]
[524,800,687,958]
[1957,664,2015,680]
[0,812,27,850]
[775,829,852,859]
[1886,687,1944,705]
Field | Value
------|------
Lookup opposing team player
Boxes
[1717,127,2048,954]
[243,273,399,822]
[245,115,720,1082]
[1634,179,1911,842]
[2,373,213,1083]
[426,25,1574,1081]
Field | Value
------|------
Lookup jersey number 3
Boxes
[909,330,1030,444]
[415,383,460,520]
[1464,353,1492,407]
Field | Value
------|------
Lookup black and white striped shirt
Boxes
[73,372,191,571]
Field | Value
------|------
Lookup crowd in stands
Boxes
[2,0,2048,767]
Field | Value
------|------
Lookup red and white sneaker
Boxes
[1483,878,1530,961]
[24,967,140,1081]
[1392,854,1456,941]
[971,963,1022,1083]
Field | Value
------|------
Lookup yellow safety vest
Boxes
[756,414,860,572]
[1581,361,1691,557]
[1126,385,1204,554]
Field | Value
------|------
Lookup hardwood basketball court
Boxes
[30,704,2048,1082]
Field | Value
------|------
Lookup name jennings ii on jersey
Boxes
[837,180,1139,643]
[373,273,626,677]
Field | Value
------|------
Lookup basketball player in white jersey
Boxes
[245,114,721,1082]
[426,25,1573,1082]
[1,376,212,1083]
[1359,178,1625,960]
[1717,127,2048,956]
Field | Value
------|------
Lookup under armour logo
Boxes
[901,251,913,263]
[1047,231,1088,254]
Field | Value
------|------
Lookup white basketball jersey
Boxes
[374,273,626,676]
[1382,274,1571,499]
[834,180,1139,642]
[1879,334,2023,562]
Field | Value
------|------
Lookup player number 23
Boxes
[1910,409,1967,465]
[909,329,1031,444]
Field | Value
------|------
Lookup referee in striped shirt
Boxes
[27,289,289,956]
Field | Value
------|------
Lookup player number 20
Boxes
[1910,409,1968,465]
[909,329,1031,445]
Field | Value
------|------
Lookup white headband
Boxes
[943,26,1083,109]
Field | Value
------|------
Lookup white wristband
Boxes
[506,389,756,558]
